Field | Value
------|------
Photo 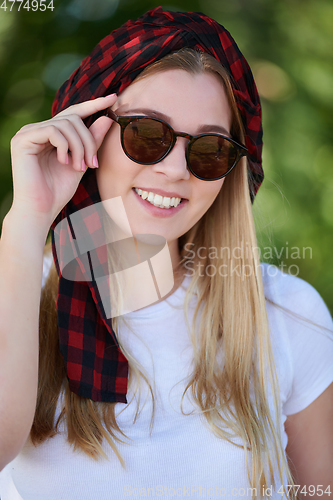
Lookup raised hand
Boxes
[9,94,117,230]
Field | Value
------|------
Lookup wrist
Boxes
[2,207,51,248]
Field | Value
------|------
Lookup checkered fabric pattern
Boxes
[51,7,264,403]
[51,170,128,402]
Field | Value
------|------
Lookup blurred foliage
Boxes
[0,0,332,311]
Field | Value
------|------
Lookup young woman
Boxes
[0,8,332,500]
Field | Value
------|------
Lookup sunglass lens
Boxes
[189,136,238,180]
[123,118,172,164]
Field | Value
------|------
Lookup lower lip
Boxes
[132,188,188,218]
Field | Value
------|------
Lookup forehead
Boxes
[115,69,232,133]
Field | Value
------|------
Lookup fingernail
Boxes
[81,159,86,172]
[65,153,69,165]
[105,93,116,98]
[92,155,99,168]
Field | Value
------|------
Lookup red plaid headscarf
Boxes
[51,7,264,403]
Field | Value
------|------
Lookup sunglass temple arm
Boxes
[105,107,118,121]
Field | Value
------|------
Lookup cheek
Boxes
[196,179,224,212]
[186,179,224,230]
[98,125,121,168]
[96,128,123,199]
[96,126,148,202]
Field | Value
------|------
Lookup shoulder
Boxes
[260,263,332,327]
[260,264,333,415]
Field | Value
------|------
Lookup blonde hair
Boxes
[32,49,296,498]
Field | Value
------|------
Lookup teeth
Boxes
[147,192,154,202]
[134,188,182,209]
[162,197,171,208]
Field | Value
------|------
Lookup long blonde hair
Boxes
[32,49,295,498]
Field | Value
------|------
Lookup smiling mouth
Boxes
[133,188,185,209]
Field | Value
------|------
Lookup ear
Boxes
[89,116,114,150]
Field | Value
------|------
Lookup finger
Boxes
[56,94,117,121]
[88,115,114,152]
[53,114,97,169]
[52,120,86,172]
[32,119,92,172]
[14,95,116,136]
[14,125,69,165]
[23,121,84,173]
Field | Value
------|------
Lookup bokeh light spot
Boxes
[66,0,119,21]
[252,60,295,102]
[42,54,84,91]
[3,79,44,116]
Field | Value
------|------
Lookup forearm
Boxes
[0,208,49,470]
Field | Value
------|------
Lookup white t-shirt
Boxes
[0,261,332,499]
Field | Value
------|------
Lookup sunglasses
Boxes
[106,108,248,181]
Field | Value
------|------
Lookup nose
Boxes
[151,136,191,182]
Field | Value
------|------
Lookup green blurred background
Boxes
[0,0,332,311]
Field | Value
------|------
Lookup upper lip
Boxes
[133,187,188,200]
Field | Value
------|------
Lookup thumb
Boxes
[89,115,114,150]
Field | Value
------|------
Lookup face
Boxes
[96,69,232,267]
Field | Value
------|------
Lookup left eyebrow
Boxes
[114,107,231,137]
